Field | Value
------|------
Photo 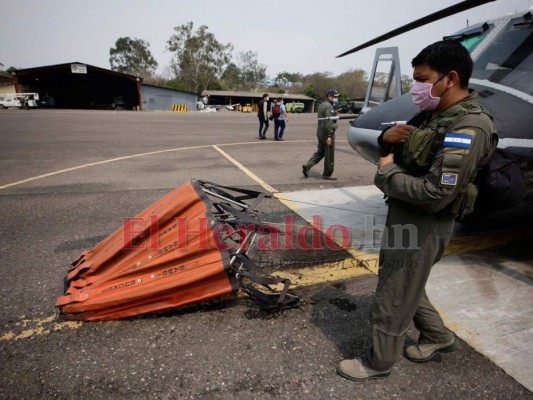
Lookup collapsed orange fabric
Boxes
[56,180,237,321]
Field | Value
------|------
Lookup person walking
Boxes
[21,95,29,110]
[257,93,270,140]
[273,97,288,141]
[336,40,497,381]
[302,89,340,180]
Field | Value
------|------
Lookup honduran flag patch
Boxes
[443,132,473,149]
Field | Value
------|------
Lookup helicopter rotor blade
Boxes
[336,0,497,58]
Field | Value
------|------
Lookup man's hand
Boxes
[383,125,412,144]
[377,153,394,169]
[326,136,332,146]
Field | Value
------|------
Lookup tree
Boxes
[275,71,303,86]
[373,72,389,86]
[303,85,315,98]
[0,66,18,73]
[401,74,413,94]
[109,37,158,79]
[237,51,266,90]
[143,66,173,87]
[167,22,233,93]
[302,72,336,102]
[336,69,368,100]
[273,71,304,92]
[165,77,189,92]
[219,53,266,90]
[220,63,241,89]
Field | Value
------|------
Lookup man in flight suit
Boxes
[337,40,497,380]
[302,89,340,180]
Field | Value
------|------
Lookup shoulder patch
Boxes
[441,172,458,186]
[443,129,476,155]
[443,131,473,149]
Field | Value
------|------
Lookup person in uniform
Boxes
[302,89,340,180]
[257,93,270,140]
[21,95,29,110]
[337,40,498,380]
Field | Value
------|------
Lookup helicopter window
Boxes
[446,22,493,53]
[461,34,485,52]
[367,55,399,108]
[472,16,533,95]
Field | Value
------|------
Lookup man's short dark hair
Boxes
[411,40,473,88]
[263,93,269,98]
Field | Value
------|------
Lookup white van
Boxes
[0,93,39,109]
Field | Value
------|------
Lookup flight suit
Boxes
[369,90,497,370]
[305,100,337,177]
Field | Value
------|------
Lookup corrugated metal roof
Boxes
[202,90,314,101]
[14,62,141,81]
[0,71,13,85]
[142,83,198,96]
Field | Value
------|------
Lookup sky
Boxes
[1,0,532,80]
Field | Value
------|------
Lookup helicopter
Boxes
[341,0,533,214]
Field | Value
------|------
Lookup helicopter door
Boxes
[363,47,403,112]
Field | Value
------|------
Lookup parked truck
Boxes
[0,93,39,109]
[285,102,304,113]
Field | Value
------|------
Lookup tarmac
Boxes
[281,186,533,392]
[0,109,531,399]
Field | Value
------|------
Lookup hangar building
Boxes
[0,72,15,94]
[11,62,197,111]
[141,84,197,111]
[202,90,315,113]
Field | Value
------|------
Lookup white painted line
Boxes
[470,78,533,104]
[0,145,207,190]
[0,139,332,191]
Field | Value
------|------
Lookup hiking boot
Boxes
[405,337,458,363]
[302,165,309,178]
[337,357,391,381]
[322,175,337,180]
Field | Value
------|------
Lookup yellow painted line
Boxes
[271,256,375,289]
[277,192,532,367]
[344,248,379,274]
[274,192,380,274]
[1,254,375,342]
[274,193,301,212]
[445,227,533,256]
[214,147,381,274]
[0,137,377,342]
[436,307,483,357]
[0,314,82,342]
[212,145,279,194]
